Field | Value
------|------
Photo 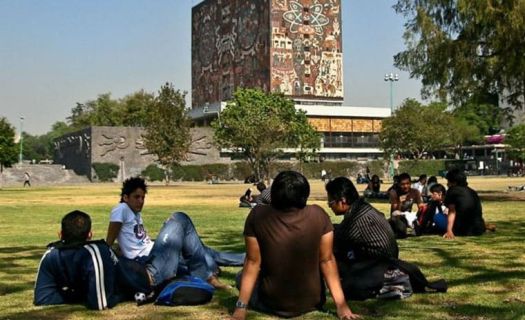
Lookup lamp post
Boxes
[19,116,24,164]
[384,73,399,179]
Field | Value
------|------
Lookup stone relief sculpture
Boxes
[98,134,129,157]
[186,135,214,161]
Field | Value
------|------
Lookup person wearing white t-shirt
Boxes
[106,177,245,290]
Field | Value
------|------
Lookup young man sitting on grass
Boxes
[106,177,245,292]
[443,169,487,239]
[232,171,359,320]
[34,210,149,310]
[389,173,425,237]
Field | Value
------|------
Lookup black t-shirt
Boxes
[444,186,485,236]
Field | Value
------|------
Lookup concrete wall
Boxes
[54,126,229,181]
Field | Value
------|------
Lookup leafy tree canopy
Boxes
[452,101,504,137]
[394,0,525,110]
[67,91,154,130]
[380,98,478,159]
[142,83,192,182]
[212,88,320,180]
[0,117,19,170]
[506,124,525,161]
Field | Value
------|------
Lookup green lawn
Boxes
[0,178,524,319]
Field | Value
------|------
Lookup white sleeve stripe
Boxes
[84,244,106,310]
[34,248,54,290]
[89,244,108,308]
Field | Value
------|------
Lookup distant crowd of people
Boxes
[35,167,493,318]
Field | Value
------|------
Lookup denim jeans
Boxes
[145,212,245,286]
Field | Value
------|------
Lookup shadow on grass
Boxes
[0,245,44,296]
[199,229,246,253]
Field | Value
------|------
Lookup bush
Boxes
[171,165,204,181]
[141,164,165,182]
[201,164,231,181]
[398,160,446,177]
[92,162,120,182]
[164,160,388,182]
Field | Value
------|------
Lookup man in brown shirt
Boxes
[232,171,359,320]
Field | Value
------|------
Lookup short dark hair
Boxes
[326,177,359,204]
[121,177,148,200]
[429,183,446,196]
[427,176,438,185]
[61,210,91,243]
[418,174,427,181]
[271,171,310,211]
[446,168,467,187]
[398,173,411,183]
[256,182,267,192]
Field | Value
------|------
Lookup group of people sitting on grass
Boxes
[384,170,488,239]
[35,168,488,319]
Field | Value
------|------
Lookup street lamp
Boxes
[384,73,399,179]
[203,103,221,126]
[19,116,24,164]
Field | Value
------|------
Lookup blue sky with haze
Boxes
[0,0,422,135]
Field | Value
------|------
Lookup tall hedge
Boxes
[398,160,446,177]
[162,161,387,182]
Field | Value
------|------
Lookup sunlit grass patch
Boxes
[0,177,524,319]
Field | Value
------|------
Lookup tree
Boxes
[394,0,525,111]
[66,91,153,129]
[142,83,192,183]
[119,90,155,127]
[0,117,19,174]
[453,103,501,136]
[22,133,50,162]
[379,99,467,159]
[506,124,525,161]
[212,88,320,181]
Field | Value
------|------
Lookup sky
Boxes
[0,0,423,135]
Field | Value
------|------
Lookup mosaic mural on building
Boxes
[270,0,343,99]
[308,118,382,133]
[192,0,270,108]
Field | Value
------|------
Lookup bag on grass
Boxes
[376,268,413,300]
[155,276,215,306]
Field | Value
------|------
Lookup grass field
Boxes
[0,176,524,320]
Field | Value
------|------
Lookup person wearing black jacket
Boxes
[34,210,149,310]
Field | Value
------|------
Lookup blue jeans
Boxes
[145,212,245,286]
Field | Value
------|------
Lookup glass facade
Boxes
[322,132,379,148]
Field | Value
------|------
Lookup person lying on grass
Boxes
[232,171,359,320]
[34,210,150,310]
[106,177,245,292]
